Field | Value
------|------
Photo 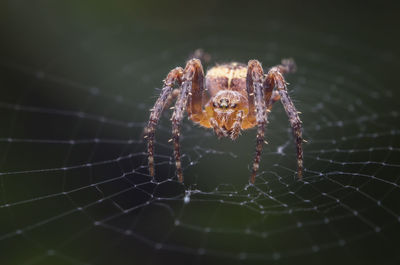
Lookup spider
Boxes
[145,55,303,184]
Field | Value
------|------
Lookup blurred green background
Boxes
[1,1,400,265]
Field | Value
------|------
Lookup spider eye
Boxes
[213,102,218,108]
[231,104,237,108]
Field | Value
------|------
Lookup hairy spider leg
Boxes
[230,110,244,140]
[146,67,183,178]
[172,59,205,182]
[266,66,303,178]
[186,59,208,124]
[247,60,271,184]
[268,91,281,107]
[164,88,181,110]
[210,117,227,138]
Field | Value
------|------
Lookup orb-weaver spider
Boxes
[145,55,303,184]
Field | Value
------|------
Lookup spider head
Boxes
[211,90,246,112]
[206,90,248,133]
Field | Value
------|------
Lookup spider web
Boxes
[1,6,400,265]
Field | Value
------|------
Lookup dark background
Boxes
[1,1,400,265]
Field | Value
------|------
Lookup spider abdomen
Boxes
[206,62,247,96]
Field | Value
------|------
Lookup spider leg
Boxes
[172,59,204,182]
[186,57,208,124]
[146,67,183,178]
[210,117,227,138]
[164,88,181,110]
[246,64,256,121]
[278,58,297,74]
[230,110,244,140]
[265,58,295,109]
[266,66,303,178]
[247,60,269,184]
[188,48,212,64]
[267,91,280,110]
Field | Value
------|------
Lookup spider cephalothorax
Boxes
[204,90,249,139]
[145,56,303,183]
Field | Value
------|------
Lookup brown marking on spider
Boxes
[145,54,303,184]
